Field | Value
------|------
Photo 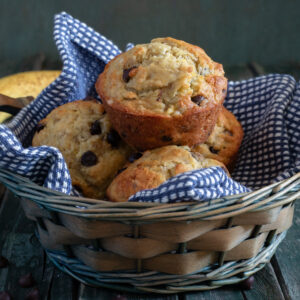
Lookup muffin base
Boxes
[101,100,223,151]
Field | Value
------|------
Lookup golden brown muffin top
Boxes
[97,37,227,116]
[192,107,244,169]
[107,145,227,202]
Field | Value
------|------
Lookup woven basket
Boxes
[0,166,299,294]
[0,93,299,293]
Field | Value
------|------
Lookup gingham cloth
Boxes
[0,12,299,203]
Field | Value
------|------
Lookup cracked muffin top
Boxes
[97,37,227,116]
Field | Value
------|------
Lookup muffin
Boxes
[107,145,227,202]
[192,107,243,170]
[96,37,227,151]
[32,99,132,199]
[0,70,60,98]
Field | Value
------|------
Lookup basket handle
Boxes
[0,94,33,116]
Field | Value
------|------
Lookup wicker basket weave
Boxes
[0,167,299,294]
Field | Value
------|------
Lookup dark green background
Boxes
[0,0,299,78]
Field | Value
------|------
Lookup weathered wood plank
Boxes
[0,192,44,299]
[125,292,179,300]
[38,252,55,300]
[78,284,116,300]
[78,283,179,300]
[0,191,78,299]
[49,268,77,300]
[31,245,78,300]
[242,263,284,300]
[271,203,300,300]
[184,287,244,300]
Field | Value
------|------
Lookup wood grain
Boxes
[0,192,42,299]
[79,283,180,300]
[242,263,284,300]
[184,287,244,300]
[0,191,77,299]
[271,203,300,300]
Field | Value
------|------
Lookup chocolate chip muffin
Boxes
[96,37,227,151]
[192,107,244,170]
[106,145,227,202]
[32,99,132,199]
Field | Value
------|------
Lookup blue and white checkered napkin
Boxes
[0,12,299,203]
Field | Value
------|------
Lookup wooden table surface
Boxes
[0,61,299,299]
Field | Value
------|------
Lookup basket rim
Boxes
[0,167,299,222]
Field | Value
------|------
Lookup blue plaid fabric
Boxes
[227,75,300,188]
[0,12,299,202]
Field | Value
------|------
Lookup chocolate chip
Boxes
[161,135,173,142]
[121,132,127,138]
[90,120,102,135]
[25,287,40,300]
[107,130,121,148]
[156,90,163,102]
[81,151,98,167]
[0,291,13,300]
[239,276,255,290]
[35,123,45,133]
[128,152,143,163]
[191,95,205,105]
[116,167,127,176]
[123,67,137,83]
[209,146,219,154]
[18,273,35,288]
[0,255,8,268]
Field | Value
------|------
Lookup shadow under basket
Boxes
[0,168,299,294]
